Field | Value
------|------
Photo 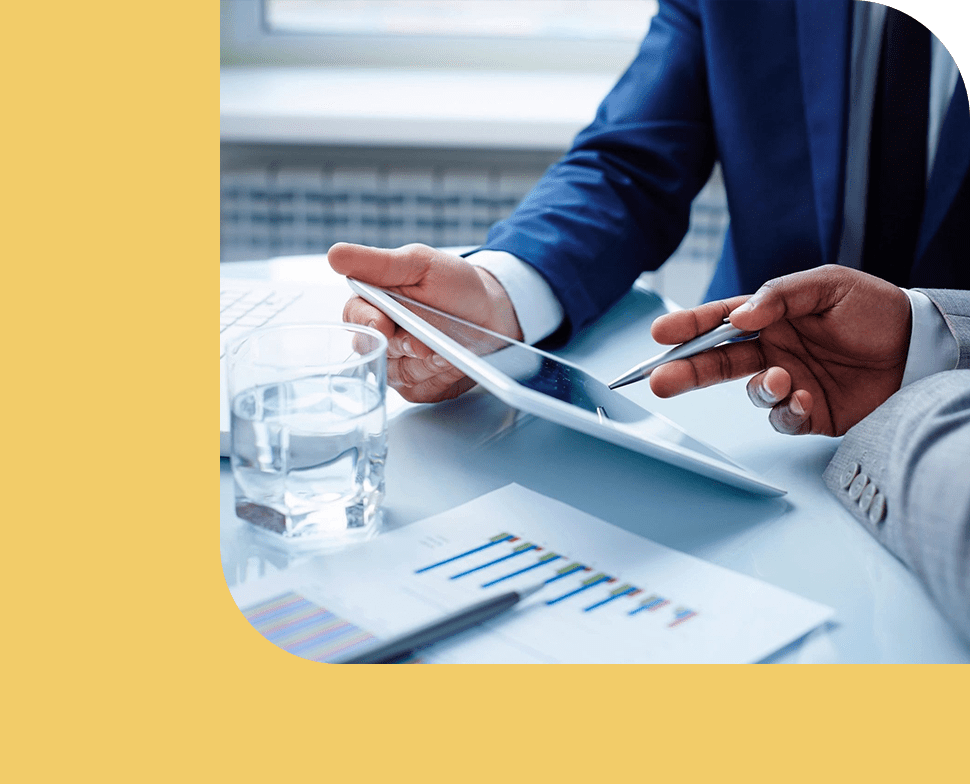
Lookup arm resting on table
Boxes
[824,369,970,641]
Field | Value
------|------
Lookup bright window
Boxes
[265,0,653,42]
[222,0,657,72]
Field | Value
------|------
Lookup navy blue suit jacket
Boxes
[480,0,969,340]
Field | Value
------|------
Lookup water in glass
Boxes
[231,374,386,543]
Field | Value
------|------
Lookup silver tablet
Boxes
[348,279,785,497]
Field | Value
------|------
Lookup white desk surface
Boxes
[220,256,970,663]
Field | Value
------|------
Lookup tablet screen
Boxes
[375,288,735,465]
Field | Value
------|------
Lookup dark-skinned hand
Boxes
[648,265,912,436]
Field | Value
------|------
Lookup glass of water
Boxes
[226,323,388,547]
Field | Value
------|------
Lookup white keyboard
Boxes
[220,284,303,357]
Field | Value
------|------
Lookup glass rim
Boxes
[226,321,389,371]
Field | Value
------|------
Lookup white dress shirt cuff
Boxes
[466,250,565,344]
[900,289,959,387]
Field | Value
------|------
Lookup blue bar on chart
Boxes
[544,561,587,584]
[450,541,538,579]
[668,607,699,627]
[415,532,516,573]
[583,583,640,612]
[546,572,612,605]
[629,593,671,615]
[481,551,562,588]
[243,591,376,662]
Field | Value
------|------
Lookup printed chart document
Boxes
[231,485,834,663]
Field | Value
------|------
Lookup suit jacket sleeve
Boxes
[914,288,970,367]
[823,290,970,641]
[480,0,716,341]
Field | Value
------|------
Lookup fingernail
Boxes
[756,383,780,406]
[430,353,450,369]
[764,373,783,401]
[401,337,416,357]
[790,396,805,417]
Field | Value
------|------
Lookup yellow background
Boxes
[4,1,967,781]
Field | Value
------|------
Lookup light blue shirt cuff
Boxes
[466,250,565,344]
[901,289,960,387]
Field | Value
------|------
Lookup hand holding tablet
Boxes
[345,276,785,498]
[328,242,522,403]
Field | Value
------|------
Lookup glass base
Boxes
[235,495,383,551]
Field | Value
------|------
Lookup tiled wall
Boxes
[221,144,728,307]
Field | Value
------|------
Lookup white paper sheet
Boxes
[231,484,834,663]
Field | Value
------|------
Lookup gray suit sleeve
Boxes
[824,370,970,641]
[914,288,970,368]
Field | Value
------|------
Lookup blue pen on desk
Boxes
[335,582,546,664]
[608,318,751,390]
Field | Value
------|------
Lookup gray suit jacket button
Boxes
[840,462,861,489]
[859,482,877,513]
[848,473,869,501]
[868,492,887,524]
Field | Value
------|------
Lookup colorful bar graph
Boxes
[412,532,702,631]
[481,552,562,588]
[546,572,611,605]
[415,533,515,573]
[243,592,376,662]
[583,583,638,612]
[450,542,538,579]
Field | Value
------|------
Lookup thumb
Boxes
[327,242,495,323]
[727,266,848,331]
[327,242,443,288]
[329,242,474,291]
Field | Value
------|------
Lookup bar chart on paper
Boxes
[231,485,833,663]
[414,533,695,624]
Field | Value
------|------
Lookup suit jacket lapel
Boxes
[795,0,852,265]
[916,76,970,260]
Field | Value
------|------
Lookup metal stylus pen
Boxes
[608,318,748,390]
[335,582,546,664]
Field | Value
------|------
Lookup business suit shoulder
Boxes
[479,0,714,338]
[823,370,970,641]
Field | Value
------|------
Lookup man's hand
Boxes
[328,243,523,403]
[648,265,912,436]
